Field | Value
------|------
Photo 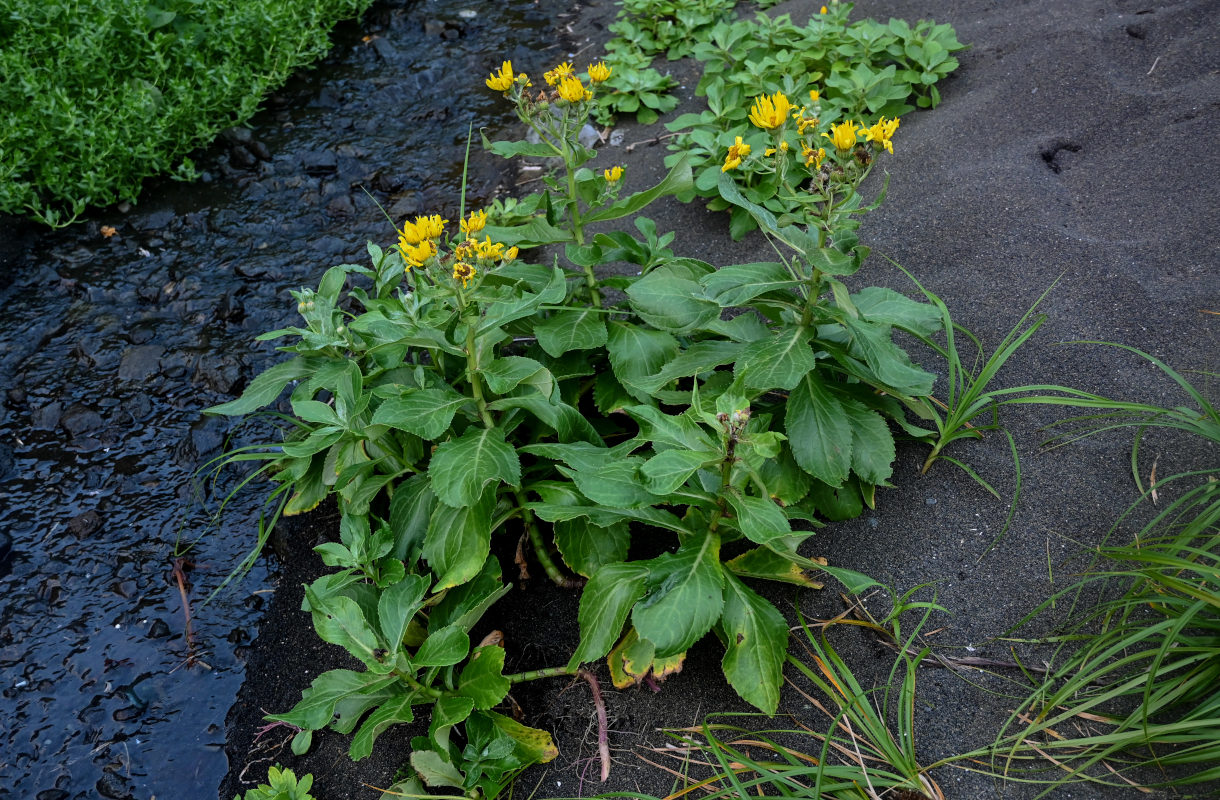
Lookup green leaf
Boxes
[413,624,471,667]
[530,503,689,534]
[607,322,679,401]
[558,458,657,508]
[388,475,435,563]
[786,373,852,486]
[852,286,941,337]
[480,357,551,396]
[640,449,720,494]
[623,405,717,452]
[633,532,725,657]
[843,401,896,484]
[843,317,936,396]
[725,490,794,548]
[554,518,630,578]
[482,136,562,160]
[808,246,856,276]
[568,562,651,668]
[627,262,720,334]
[424,488,496,590]
[484,710,559,765]
[719,573,788,714]
[268,669,396,730]
[429,427,521,508]
[459,645,511,710]
[726,547,823,589]
[481,217,573,249]
[411,748,466,788]
[305,586,389,672]
[739,327,818,391]
[700,262,800,306]
[585,153,693,223]
[377,573,429,649]
[634,340,746,394]
[533,310,609,357]
[205,356,313,416]
[430,555,511,632]
[477,267,567,335]
[372,387,469,440]
[716,171,820,258]
[350,693,417,761]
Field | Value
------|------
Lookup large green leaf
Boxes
[843,400,896,485]
[268,669,397,731]
[481,217,572,248]
[388,474,435,563]
[204,356,315,416]
[719,573,788,714]
[459,645,510,710]
[640,449,720,494]
[554,518,630,578]
[843,317,936,396]
[429,427,520,508]
[626,261,720,334]
[584,153,693,223]
[413,624,471,667]
[486,393,600,444]
[786,373,853,486]
[411,749,466,788]
[305,586,389,673]
[480,357,552,396]
[424,489,495,590]
[607,322,679,401]
[568,562,650,668]
[700,262,800,307]
[716,171,820,259]
[634,340,746,394]
[372,387,469,440]
[724,490,794,548]
[623,405,717,452]
[739,326,818,391]
[377,573,429,650]
[533,310,608,357]
[350,693,417,761]
[726,547,823,589]
[633,533,725,657]
[852,286,941,337]
[529,503,689,534]
[558,458,657,508]
[476,267,567,335]
[429,555,510,632]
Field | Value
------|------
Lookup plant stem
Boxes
[560,138,603,309]
[399,670,444,700]
[464,321,495,429]
[513,488,582,588]
[503,664,576,684]
[578,669,612,782]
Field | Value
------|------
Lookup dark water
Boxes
[0,1,572,796]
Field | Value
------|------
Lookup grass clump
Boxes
[0,0,373,226]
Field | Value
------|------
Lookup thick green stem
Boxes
[503,664,576,684]
[514,489,581,588]
[399,670,444,700]
[464,321,495,429]
[560,138,602,309]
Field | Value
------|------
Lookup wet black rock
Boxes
[30,400,62,430]
[300,149,338,175]
[60,404,103,438]
[192,353,243,394]
[137,209,175,232]
[67,510,102,539]
[0,440,14,483]
[35,790,69,800]
[229,146,257,170]
[220,126,254,146]
[96,770,135,799]
[174,414,229,466]
[146,619,171,639]
[117,345,163,382]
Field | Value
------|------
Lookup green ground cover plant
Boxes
[0,0,373,226]
[208,36,980,793]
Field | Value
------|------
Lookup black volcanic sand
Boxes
[222,1,1219,799]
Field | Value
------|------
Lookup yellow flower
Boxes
[504,246,519,262]
[401,238,436,269]
[822,120,860,152]
[453,261,477,287]
[721,136,751,172]
[588,62,612,84]
[486,60,515,92]
[544,62,575,86]
[863,116,900,154]
[796,113,819,135]
[820,5,828,14]
[603,165,623,182]
[556,75,589,103]
[748,91,792,131]
[398,214,447,246]
[809,89,820,103]
[802,145,826,170]
[460,209,488,235]
[474,236,505,261]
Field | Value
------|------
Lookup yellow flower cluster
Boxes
[722,136,751,172]
[748,92,792,131]
[399,214,447,247]
[802,145,826,170]
[544,62,575,86]
[485,61,517,92]
[557,75,592,103]
[588,62,611,83]
[822,119,860,152]
[401,239,437,269]
[460,209,488,235]
[863,116,900,154]
[603,165,623,182]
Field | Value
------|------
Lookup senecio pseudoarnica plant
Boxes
[209,51,949,796]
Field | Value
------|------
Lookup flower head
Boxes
[453,261,477,287]
[400,238,437,269]
[544,62,575,87]
[588,62,612,84]
[820,5,828,14]
[748,92,792,131]
[556,75,591,103]
[802,145,826,170]
[721,136,751,172]
[822,120,860,152]
[603,165,623,182]
[504,246,519,262]
[863,116,900,154]
[473,236,505,261]
[398,214,447,247]
[486,61,515,92]
[460,209,488,235]
[809,88,820,103]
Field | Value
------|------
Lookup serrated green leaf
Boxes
[633,533,725,657]
[424,489,495,590]
[700,262,800,307]
[725,490,794,548]
[786,373,852,486]
[627,264,720,334]
[372,387,469,440]
[623,405,718,452]
[429,555,510,632]
[388,474,434,563]
[584,153,693,223]
[634,340,746,394]
[429,427,520,508]
[350,693,417,761]
[459,645,510,709]
[726,547,823,589]
[205,356,314,416]
[607,322,680,401]
[377,573,429,650]
[843,317,936,396]
[554,518,630,578]
[534,310,609,357]
[852,286,941,337]
[569,562,651,668]
[268,669,396,731]
[740,326,818,391]
[719,572,788,714]
[558,458,657,508]
[640,448,720,494]
[843,401,895,484]
[413,624,471,667]
[411,748,466,788]
[476,267,567,334]
[529,503,689,534]
[480,357,551,396]
[305,587,389,672]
